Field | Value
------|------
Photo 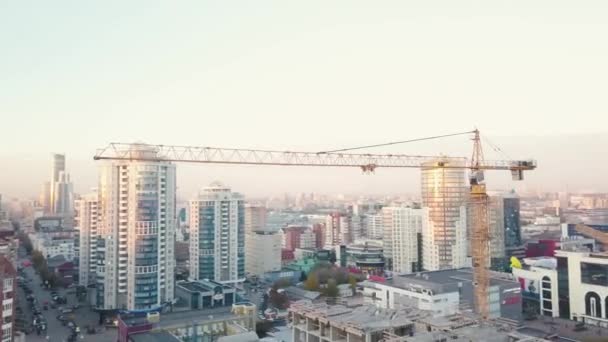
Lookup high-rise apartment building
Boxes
[325,213,352,247]
[75,191,99,286]
[421,160,468,271]
[382,206,425,274]
[0,255,16,342]
[367,213,383,240]
[189,182,245,284]
[96,146,176,310]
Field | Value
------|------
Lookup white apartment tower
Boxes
[96,146,176,310]
[421,160,468,271]
[382,207,425,274]
[189,182,245,284]
[75,191,99,287]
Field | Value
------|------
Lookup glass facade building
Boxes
[421,160,468,271]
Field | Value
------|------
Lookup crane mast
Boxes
[93,131,536,318]
[469,129,490,319]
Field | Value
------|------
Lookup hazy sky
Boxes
[1,1,607,199]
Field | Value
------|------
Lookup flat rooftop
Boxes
[385,268,518,293]
[121,306,240,328]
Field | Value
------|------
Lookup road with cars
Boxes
[16,248,116,342]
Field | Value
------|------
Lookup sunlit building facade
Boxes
[96,146,176,310]
[421,160,468,271]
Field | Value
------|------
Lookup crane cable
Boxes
[317,130,475,154]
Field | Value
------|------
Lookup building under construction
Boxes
[289,301,556,342]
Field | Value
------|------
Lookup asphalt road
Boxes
[17,251,117,342]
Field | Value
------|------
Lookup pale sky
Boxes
[1,1,607,199]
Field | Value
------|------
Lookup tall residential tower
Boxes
[189,182,245,284]
[96,145,176,310]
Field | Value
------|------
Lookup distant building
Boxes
[49,153,65,215]
[0,255,16,342]
[281,226,310,251]
[382,206,424,274]
[343,242,384,275]
[325,213,353,247]
[312,223,325,249]
[421,160,468,271]
[189,182,245,284]
[75,191,98,286]
[488,191,522,270]
[246,231,281,276]
[367,213,383,240]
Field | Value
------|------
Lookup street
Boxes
[16,248,116,342]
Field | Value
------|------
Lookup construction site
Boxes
[288,301,558,342]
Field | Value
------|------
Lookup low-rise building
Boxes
[362,268,522,320]
[118,304,257,342]
[175,280,236,310]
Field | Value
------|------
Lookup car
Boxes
[60,308,73,314]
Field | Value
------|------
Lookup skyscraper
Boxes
[75,191,98,287]
[96,145,176,310]
[382,206,425,274]
[49,154,65,213]
[189,182,245,284]
[421,160,468,271]
[53,171,74,217]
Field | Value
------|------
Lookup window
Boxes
[585,292,602,318]
[2,278,12,291]
[581,263,608,286]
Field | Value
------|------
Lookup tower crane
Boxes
[94,129,536,319]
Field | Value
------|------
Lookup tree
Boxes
[31,251,44,270]
[18,232,33,254]
[324,279,339,298]
[348,275,358,296]
[304,273,320,291]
